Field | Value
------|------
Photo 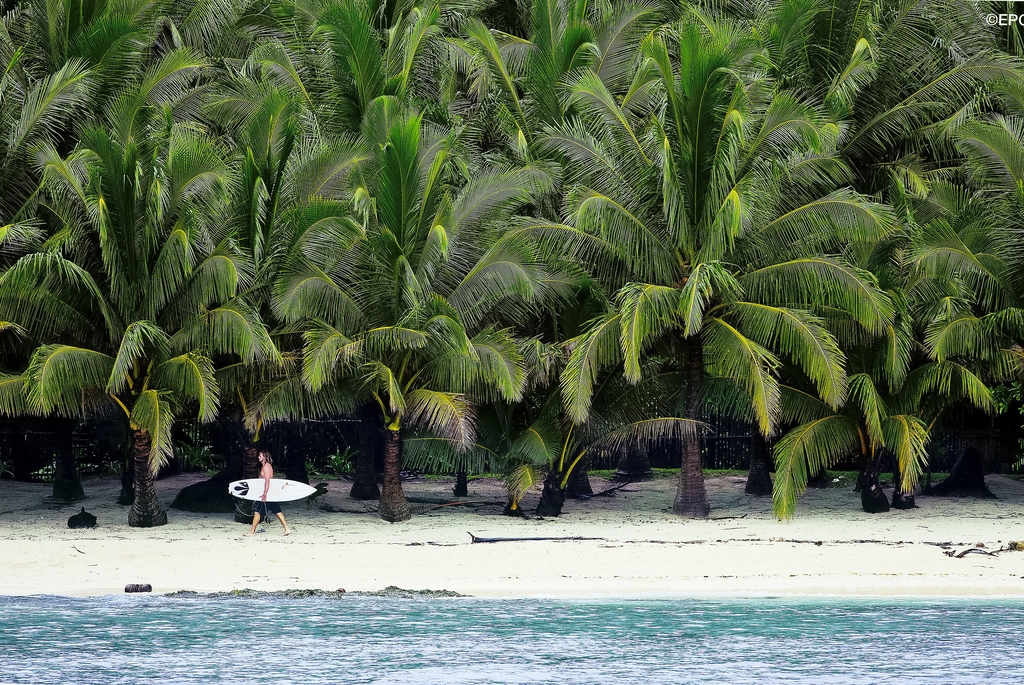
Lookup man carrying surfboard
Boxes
[247,451,293,536]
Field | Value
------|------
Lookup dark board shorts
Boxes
[252,500,282,517]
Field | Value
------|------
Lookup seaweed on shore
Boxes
[163,585,467,599]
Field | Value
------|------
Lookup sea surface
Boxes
[1,594,1022,684]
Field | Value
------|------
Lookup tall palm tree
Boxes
[201,53,367,485]
[276,105,555,521]
[0,50,271,526]
[235,0,456,497]
[549,12,895,517]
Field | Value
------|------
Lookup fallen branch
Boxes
[318,504,378,514]
[577,482,633,500]
[425,501,503,511]
[944,541,1024,558]
[626,538,925,546]
[468,532,606,543]
[951,548,998,558]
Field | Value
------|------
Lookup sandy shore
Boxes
[2,472,1024,597]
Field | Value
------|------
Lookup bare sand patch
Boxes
[2,472,1024,597]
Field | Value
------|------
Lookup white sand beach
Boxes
[2,473,1024,597]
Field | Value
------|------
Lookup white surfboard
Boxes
[228,478,318,502]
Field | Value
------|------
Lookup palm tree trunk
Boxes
[674,338,710,517]
[453,471,468,497]
[378,427,410,522]
[564,463,593,498]
[128,429,167,527]
[891,457,917,509]
[282,423,310,483]
[744,432,773,496]
[351,407,380,500]
[535,469,565,516]
[858,449,890,513]
[243,445,260,478]
[118,439,134,505]
[926,445,995,497]
[52,418,85,502]
[233,443,261,524]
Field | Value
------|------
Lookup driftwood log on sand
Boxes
[468,532,606,543]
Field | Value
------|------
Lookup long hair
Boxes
[259,451,273,467]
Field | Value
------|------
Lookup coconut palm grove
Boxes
[3,0,1024,527]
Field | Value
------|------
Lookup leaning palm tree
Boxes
[0,50,271,526]
[547,12,896,517]
[509,364,695,516]
[276,106,555,521]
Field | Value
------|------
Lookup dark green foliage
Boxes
[1,0,1022,523]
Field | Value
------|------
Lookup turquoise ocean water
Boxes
[1,595,1022,684]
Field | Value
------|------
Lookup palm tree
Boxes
[548,12,895,517]
[516,365,695,516]
[0,0,184,270]
[232,0,457,498]
[199,51,368,491]
[751,2,1024,515]
[753,0,1023,196]
[451,0,669,166]
[771,111,1024,517]
[0,50,271,526]
[276,105,555,521]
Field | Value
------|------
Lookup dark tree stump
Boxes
[535,471,565,517]
[861,483,891,513]
[67,507,97,529]
[857,471,890,513]
[503,501,526,517]
[925,447,996,498]
[892,491,917,509]
[745,433,773,496]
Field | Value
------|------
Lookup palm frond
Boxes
[130,389,176,474]
[25,345,115,417]
[404,389,476,451]
[772,415,860,519]
[153,352,220,423]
